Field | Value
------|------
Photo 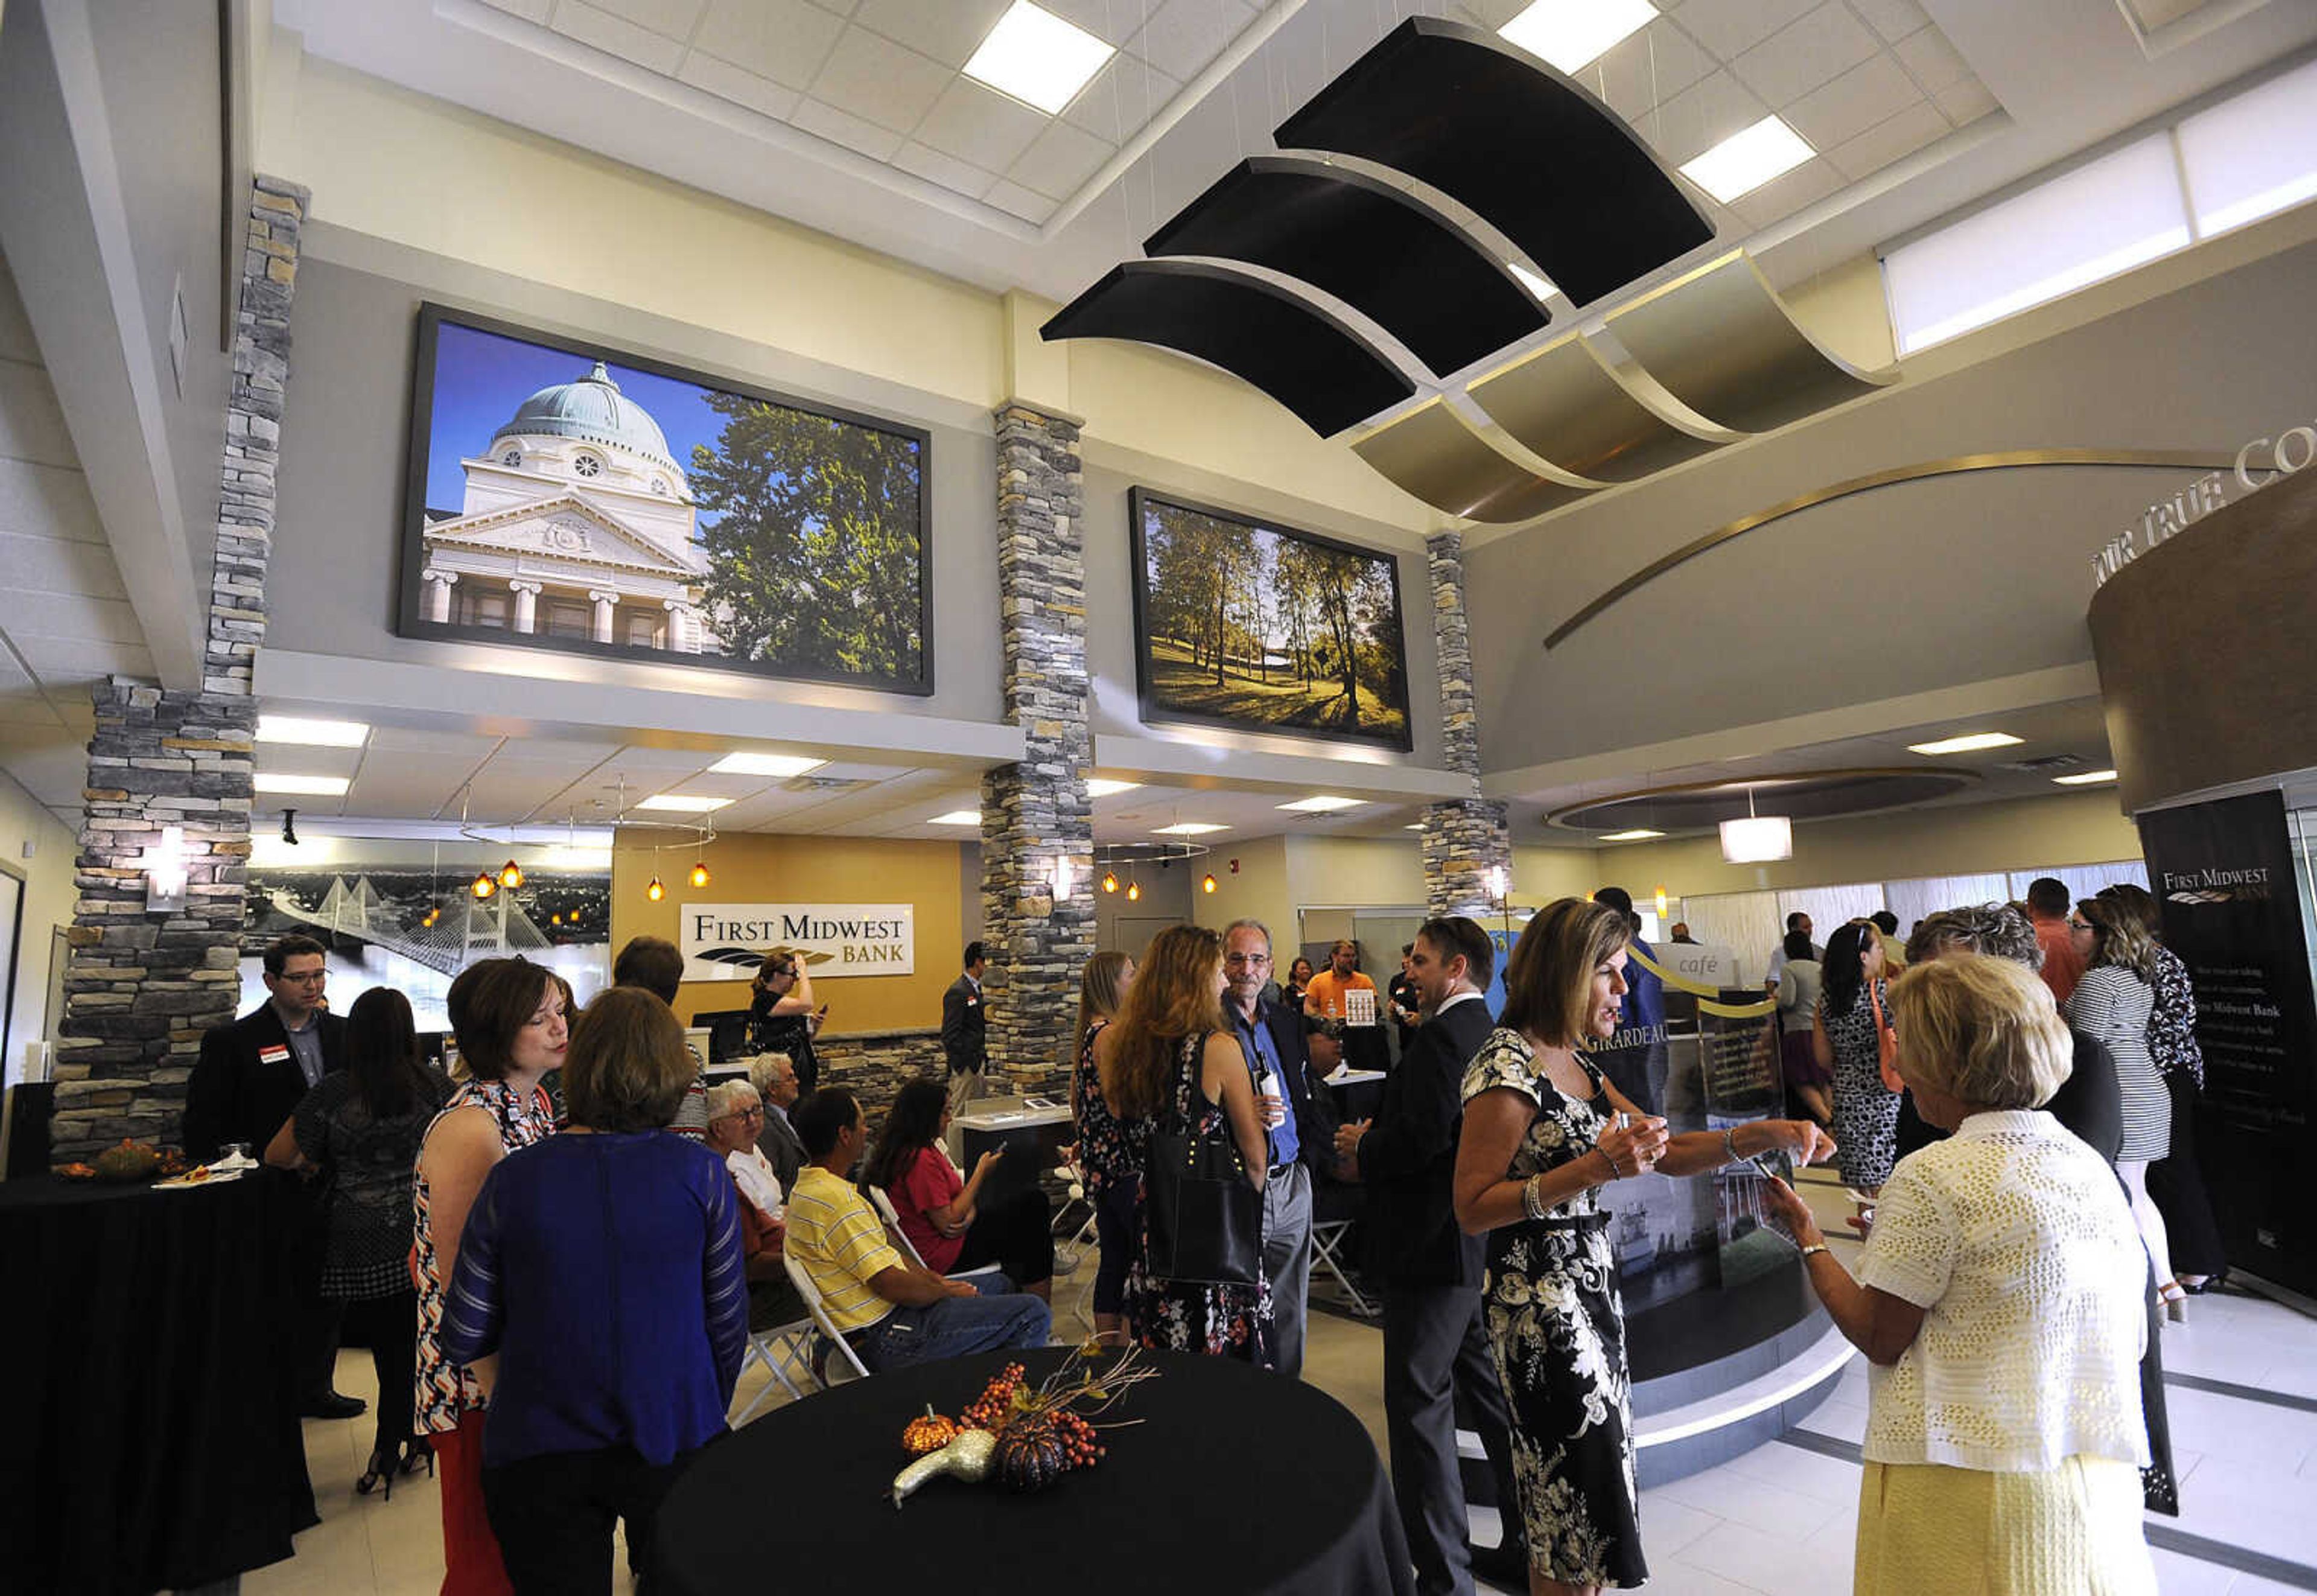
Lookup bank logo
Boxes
[2166,885,2268,905]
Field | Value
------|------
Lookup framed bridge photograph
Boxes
[1127,487,1412,749]
[399,304,933,693]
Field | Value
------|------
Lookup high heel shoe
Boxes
[401,1435,436,1478]
[356,1445,399,1499]
[2159,1280,2188,1323]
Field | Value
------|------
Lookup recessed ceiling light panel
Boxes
[256,716,369,748]
[253,773,351,796]
[1087,778,1142,798]
[1499,0,1657,75]
[963,1,1116,116]
[1907,732,2024,755]
[709,752,827,778]
[1153,822,1228,836]
[2052,769,2120,786]
[1680,116,1814,203]
[930,810,984,826]
[635,793,732,812]
[1277,796,1363,812]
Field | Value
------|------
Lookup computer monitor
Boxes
[693,1009,752,1063]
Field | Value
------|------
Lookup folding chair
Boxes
[732,1306,818,1424]
[782,1251,871,1384]
[1309,1178,1378,1317]
[1052,1162,1101,1334]
[866,1185,1008,1292]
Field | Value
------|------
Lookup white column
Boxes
[422,568,459,624]
[665,599,697,653]
[588,590,618,644]
[508,579,543,634]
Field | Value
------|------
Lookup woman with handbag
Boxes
[1816,921,1901,1195]
[1096,924,1274,1362]
[2067,895,2182,1317]
[1453,898,1832,1592]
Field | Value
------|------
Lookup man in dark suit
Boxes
[751,1052,807,1194]
[1336,917,1522,1595]
[942,941,989,1119]
[182,933,359,1417]
[1222,917,1340,1379]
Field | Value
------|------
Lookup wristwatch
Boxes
[1799,1243,1829,1260]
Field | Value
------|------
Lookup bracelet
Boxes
[1597,1146,1623,1182]
[1520,1174,1548,1222]
[1723,1126,1741,1166]
[1799,1243,1829,1260]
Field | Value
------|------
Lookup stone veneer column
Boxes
[978,403,1095,1095]
[51,176,309,1161]
[1420,530,1511,919]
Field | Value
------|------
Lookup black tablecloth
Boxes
[0,1172,317,1592]
[656,1347,1414,1596]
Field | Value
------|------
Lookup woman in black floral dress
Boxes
[1816,922,1898,1191]
[1096,924,1274,1362]
[1455,898,1833,1594]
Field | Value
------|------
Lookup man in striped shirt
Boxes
[785,1087,1049,1371]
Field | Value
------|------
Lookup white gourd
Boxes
[889,1428,996,1506]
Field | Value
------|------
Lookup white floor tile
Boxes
[1633,1492,1724,1558]
[1651,1460,1849,1537]
[2162,1454,2317,1563]
[2146,1545,2236,1594]
[1672,1513,1857,1594]
[1723,1437,1865,1507]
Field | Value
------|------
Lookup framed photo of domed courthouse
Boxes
[398,304,933,693]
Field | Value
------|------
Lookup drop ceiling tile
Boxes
[1007,117,1113,199]
[677,51,804,119]
[14,634,153,683]
[1825,95,1949,180]
[982,179,1059,223]
[1060,50,1180,142]
[0,530,127,599]
[892,140,1002,200]
[850,0,1011,68]
[1847,0,1929,43]
[1892,24,1970,92]
[550,0,687,72]
[789,95,908,159]
[0,690,65,730]
[584,0,708,40]
[363,727,507,758]
[0,364,77,472]
[1730,153,1845,227]
[1127,0,1254,84]
[912,77,1048,172]
[1591,19,1717,126]
[1726,4,1877,109]
[1460,0,1533,28]
[809,25,956,133]
[0,461,100,544]
[1933,75,1998,127]
[1032,0,1144,46]
[691,0,848,91]
[1648,68,1769,165]
[1668,0,1820,62]
[1780,51,1921,151]
[479,0,552,21]
[0,591,145,646]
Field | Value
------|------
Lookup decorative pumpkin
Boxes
[994,1417,1069,1494]
[93,1140,162,1183]
[890,1428,996,1507]
[901,1407,959,1456]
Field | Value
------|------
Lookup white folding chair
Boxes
[781,1251,872,1384]
[732,1307,818,1424]
[1052,1162,1101,1333]
[867,1185,1007,1291]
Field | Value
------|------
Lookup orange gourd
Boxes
[901,1408,960,1456]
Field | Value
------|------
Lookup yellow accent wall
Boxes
[610,832,963,1034]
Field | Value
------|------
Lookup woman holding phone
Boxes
[749,953,824,1094]
[1454,898,1832,1594]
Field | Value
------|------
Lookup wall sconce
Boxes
[144,825,189,914]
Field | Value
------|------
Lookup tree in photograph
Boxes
[690,394,923,679]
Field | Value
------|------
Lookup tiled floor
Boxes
[240,1187,2317,1595]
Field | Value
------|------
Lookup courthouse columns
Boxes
[508,579,542,633]
[1420,530,1512,919]
[589,589,618,643]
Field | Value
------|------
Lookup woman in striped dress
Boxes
[412,958,566,1595]
[2065,897,2179,1314]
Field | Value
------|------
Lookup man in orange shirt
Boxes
[1303,939,1379,1023]
[2026,877,2087,1006]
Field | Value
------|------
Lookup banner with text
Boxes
[2138,792,2316,1296]
[679,903,917,979]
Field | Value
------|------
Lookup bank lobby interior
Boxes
[5,0,2317,1592]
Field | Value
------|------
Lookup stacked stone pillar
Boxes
[978,404,1095,1095]
[1420,530,1512,919]
[51,176,308,1160]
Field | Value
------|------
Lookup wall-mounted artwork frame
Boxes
[1128,487,1412,750]
[399,303,934,695]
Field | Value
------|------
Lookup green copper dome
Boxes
[491,361,678,471]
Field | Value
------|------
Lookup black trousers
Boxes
[340,1289,417,1458]
[1382,1280,1521,1596]
[482,1443,694,1596]
[2147,1072,2226,1279]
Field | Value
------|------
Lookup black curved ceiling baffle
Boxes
[1142,155,1548,378]
[1273,17,1712,309]
[1040,259,1415,437]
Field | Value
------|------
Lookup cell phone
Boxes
[816,1002,829,1014]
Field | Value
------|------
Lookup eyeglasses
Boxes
[2067,919,2092,931]
[274,970,326,985]
[1224,953,1270,967]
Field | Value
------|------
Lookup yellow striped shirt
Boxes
[786,1166,902,1336]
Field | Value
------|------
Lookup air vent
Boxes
[1997,754,2087,774]
[783,775,867,792]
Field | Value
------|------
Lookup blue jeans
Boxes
[853,1279,1051,1372]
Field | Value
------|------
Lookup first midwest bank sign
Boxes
[680,904,917,978]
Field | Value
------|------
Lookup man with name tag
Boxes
[1224,918,1337,1378]
[942,941,990,1120]
[1334,917,1523,1595]
[182,933,358,1418]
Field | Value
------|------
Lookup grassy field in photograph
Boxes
[1148,637,1407,739]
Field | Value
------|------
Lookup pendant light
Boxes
[1201,873,1218,894]
[498,859,524,889]
[647,875,666,902]
[1126,879,1141,903]
[690,860,711,888]
[1102,870,1119,894]
[470,870,497,900]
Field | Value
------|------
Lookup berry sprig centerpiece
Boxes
[889,1341,1158,1505]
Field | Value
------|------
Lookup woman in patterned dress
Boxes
[1815,921,1899,1193]
[1070,950,1137,1344]
[1098,924,1274,1363]
[1454,898,1832,1594]
[412,958,567,1595]
[2066,896,2181,1313]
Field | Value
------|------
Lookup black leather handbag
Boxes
[1142,1033,1264,1288]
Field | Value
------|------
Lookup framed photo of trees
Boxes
[1128,488,1411,749]
[398,305,932,693]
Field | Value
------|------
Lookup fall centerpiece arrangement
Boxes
[888,1343,1157,1507]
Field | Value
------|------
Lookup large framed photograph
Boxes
[399,304,933,693]
[1128,488,1411,748]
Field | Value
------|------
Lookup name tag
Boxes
[259,1045,291,1064]
[965,997,977,1007]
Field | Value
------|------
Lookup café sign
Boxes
[2091,414,2316,590]
[680,903,916,979]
